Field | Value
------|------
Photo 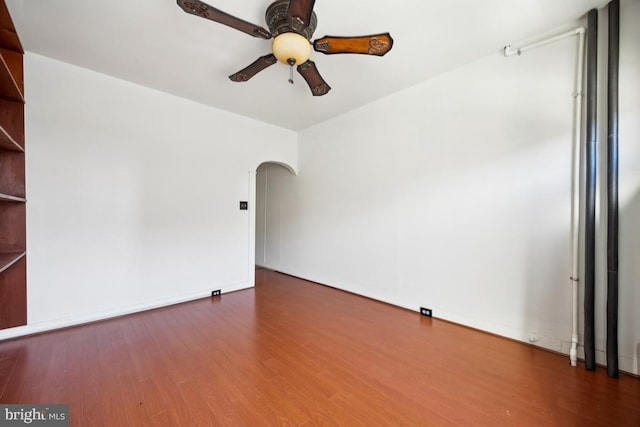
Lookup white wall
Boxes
[0,53,296,338]
[257,4,640,374]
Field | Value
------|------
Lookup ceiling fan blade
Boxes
[177,0,271,39]
[296,60,331,96]
[314,33,394,56]
[229,54,277,82]
[286,0,316,32]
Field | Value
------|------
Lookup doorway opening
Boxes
[255,162,296,271]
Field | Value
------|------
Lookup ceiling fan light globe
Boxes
[272,32,311,65]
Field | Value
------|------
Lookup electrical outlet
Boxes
[420,307,432,317]
[239,201,248,210]
[211,289,221,297]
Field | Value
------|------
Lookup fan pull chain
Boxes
[287,58,295,84]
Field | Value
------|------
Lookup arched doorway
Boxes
[255,162,296,269]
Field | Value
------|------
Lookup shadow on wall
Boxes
[507,135,574,353]
[524,227,570,350]
[620,183,640,375]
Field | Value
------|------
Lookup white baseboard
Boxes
[0,281,253,341]
[266,265,639,376]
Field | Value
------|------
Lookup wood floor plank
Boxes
[0,345,20,398]
[0,268,638,426]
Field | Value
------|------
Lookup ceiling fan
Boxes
[177,0,394,96]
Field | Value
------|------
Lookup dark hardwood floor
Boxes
[1,268,639,426]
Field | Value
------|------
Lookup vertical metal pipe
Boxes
[606,0,620,378]
[570,28,587,368]
[503,29,586,368]
[584,8,598,371]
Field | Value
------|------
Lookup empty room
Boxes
[1,0,639,425]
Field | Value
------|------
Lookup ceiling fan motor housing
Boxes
[265,0,317,39]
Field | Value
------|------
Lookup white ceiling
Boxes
[6,0,605,131]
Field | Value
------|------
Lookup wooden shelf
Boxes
[0,50,22,102]
[0,0,25,330]
[0,123,22,151]
[0,150,25,197]
[0,1,22,54]
[0,192,25,202]
[0,251,24,274]
[0,29,21,54]
[0,253,26,328]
